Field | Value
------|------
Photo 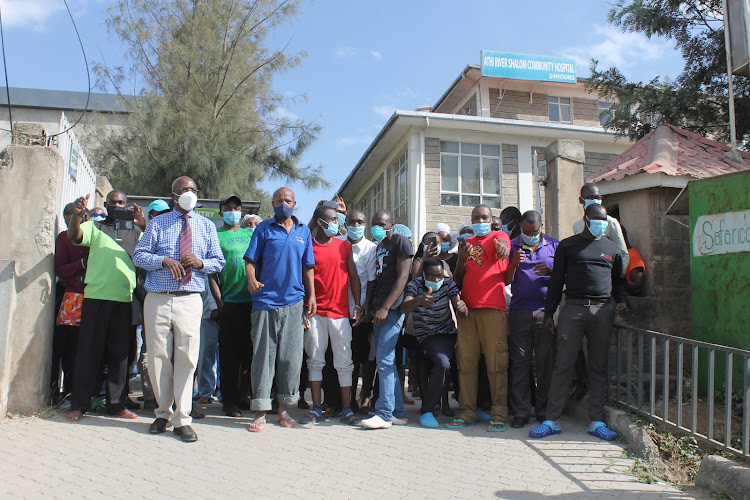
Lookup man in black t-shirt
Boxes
[530,204,627,441]
[360,210,414,429]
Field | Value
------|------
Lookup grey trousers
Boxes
[250,300,304,411]
[545,302,614,422]
[508,309,556,419]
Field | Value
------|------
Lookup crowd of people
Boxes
[51,176,643,443]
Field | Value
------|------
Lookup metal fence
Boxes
[609,325,750,459]
[51,112,96,228]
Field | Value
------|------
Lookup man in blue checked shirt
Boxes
[133,176,225,442]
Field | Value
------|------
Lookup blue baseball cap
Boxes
[148,199,170,214]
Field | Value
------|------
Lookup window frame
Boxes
[598,101,614,127]
[439,141,502,208]
[548,96,572,123]
[393,151,408,220]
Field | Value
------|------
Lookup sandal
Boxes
[340,408,362,426]
[66,410,83,422]
[588,421,618,441]
[529,420,562,439]
[300,407,324,425]
[279,414,296,428]
[247,417,265,433]
[445,418,475,430]
[487,420,509,432]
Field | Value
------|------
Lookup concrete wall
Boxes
[603,187,690,337]
[544,140,584,241]
[0,146,63,416]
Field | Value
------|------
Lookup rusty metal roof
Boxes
[587,123,750,183]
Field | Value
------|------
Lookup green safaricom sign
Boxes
[480,51,577,83]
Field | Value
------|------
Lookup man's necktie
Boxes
[179,214,192,285]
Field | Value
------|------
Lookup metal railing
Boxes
[609,325,750,459]
[53,112,97,228]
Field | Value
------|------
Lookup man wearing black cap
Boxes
[209,194,255,417]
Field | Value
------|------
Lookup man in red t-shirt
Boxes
[300,205,363,426]
[447,204,511,431]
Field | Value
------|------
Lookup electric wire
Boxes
[0,0,13,136]
[0,0,91,139]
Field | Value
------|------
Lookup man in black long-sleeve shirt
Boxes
[529,204,627,441]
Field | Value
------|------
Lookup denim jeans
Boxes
[197,317,219,398]
[373,309,407,421]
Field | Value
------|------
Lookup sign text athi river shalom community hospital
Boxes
[481,51,577,83]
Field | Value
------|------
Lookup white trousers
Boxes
[144,292,201,427]
[304,315,353,386]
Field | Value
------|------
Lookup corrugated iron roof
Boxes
[587,123,750,183]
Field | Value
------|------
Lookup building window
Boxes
[393,152,408,219]
[458,95,477,116]
[599,102,614,126]
[440,141,502,209]
[371,174,383,214]
[548,96,572,123]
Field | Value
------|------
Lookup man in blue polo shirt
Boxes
[504,210,559,429]
[244,187,316,432]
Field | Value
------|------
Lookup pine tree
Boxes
[586,0,750,145]
[91,0,326,203]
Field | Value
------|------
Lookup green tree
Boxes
[586,0,750,145]
[92,0,327,203]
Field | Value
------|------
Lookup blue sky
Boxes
[3,0,684,220]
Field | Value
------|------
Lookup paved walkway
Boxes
[0,401,711,500]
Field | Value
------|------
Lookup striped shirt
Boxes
[404,277,460,341]
[132,209,225,293]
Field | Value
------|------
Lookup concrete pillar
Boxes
[544,140,585,241]
[0,145,63,416]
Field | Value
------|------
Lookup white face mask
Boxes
[175,191,197,211]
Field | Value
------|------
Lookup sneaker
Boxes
[360,415,392,429]
[419,412,439,428]
[391,416,408,426]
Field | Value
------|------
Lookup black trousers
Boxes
[71,299,132,413]
[219,302,253,408]
[420,334,456,415]
[508,309,556,419]
[546,303,614,422]
[50,324,78,395]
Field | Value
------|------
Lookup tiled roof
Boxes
[587,123,750,183]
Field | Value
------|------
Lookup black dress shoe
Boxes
[149,417,169,434]
[511,416,529,428]
[190,406,206,419]
[174,425,198,442]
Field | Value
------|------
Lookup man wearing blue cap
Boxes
[148,200,171,219]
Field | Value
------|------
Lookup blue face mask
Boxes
[347,225,365,241]
[521,233,540,246]
[472,222,491,237]
[92,214,106,222]
[440,242,450,254]
[371,225,387,242]
[273,202,294,219]
[320,219,339,237]
[337,212,346,227]
[583,198,602,209]
[424,278,444,293]
[501,224,510,235]
[587,218,608,237]
[458,233,472,241]
[222,211,242,226]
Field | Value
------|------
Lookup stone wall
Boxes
[603,187,690,337]
[0,145,63,416]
